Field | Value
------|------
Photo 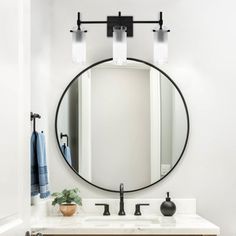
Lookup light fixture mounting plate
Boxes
[107,16,133,37]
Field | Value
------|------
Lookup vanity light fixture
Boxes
[70,11,170,65]
[113,25,127,65]
[153,29,169,65]
[70,13,87,64]
[153,12,170,65]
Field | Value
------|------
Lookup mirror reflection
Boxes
[56,60,188,191]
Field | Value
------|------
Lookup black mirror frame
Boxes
[55,58,190,193]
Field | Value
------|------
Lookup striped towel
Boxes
[31,131,50,198]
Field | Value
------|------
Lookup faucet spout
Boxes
[118,183,125,215]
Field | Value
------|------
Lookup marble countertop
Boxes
[31,214,220,235]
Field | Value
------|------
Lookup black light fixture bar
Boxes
[132,21,160,23]
[79,21,107,24]
[79,20,161,24]
[74,11,165,37]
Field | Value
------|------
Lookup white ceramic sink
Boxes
[83,216,159,226]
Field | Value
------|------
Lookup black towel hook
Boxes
[60,132,69,146]
[31,112,41,132]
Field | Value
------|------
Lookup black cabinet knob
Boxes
[134,203,150,216]
[95,203,110,216]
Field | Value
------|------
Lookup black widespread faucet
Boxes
[118,183,125,215]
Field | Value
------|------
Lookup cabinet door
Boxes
[0,0,31,235]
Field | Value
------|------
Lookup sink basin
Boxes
[83,216,159,226]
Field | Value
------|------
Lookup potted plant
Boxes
[51,188,82,216]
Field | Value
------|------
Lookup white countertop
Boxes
[31,214,220,235]
[31,198,220,235]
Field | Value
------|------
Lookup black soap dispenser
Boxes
[160,192,176,216]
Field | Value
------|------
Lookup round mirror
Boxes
[55,58,189,192]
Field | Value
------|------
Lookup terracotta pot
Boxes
[60,204,77,216]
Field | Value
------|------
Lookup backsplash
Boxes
[31,198,196,218]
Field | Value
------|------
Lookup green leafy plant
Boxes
[51,188,82,206]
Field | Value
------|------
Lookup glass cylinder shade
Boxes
[113,26,127,65]
[72,29,86,64]
[153,29,168,65]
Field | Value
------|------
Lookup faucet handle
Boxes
[95,203,110,216]
[134,203,150,216]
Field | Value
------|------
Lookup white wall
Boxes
[31,0,51,159]
[31,0,236,235]
[91,67,150,190]
[0,0,31,234]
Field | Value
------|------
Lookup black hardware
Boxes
[70,12,88,33]
[159,12,163,30]
[95,203,110,216]
[71,11,168,37]
[55,58,190,193]
[25,232,43,236]
[77,12,81,30]
[60,132,69,146]
[118,183,125,215]
[134,203,150,216]
[30,112,41,132]
[107,11,133,37]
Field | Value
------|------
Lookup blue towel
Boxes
[61,144,72,166]
[31,132,50,198]
[31,132,39,196]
